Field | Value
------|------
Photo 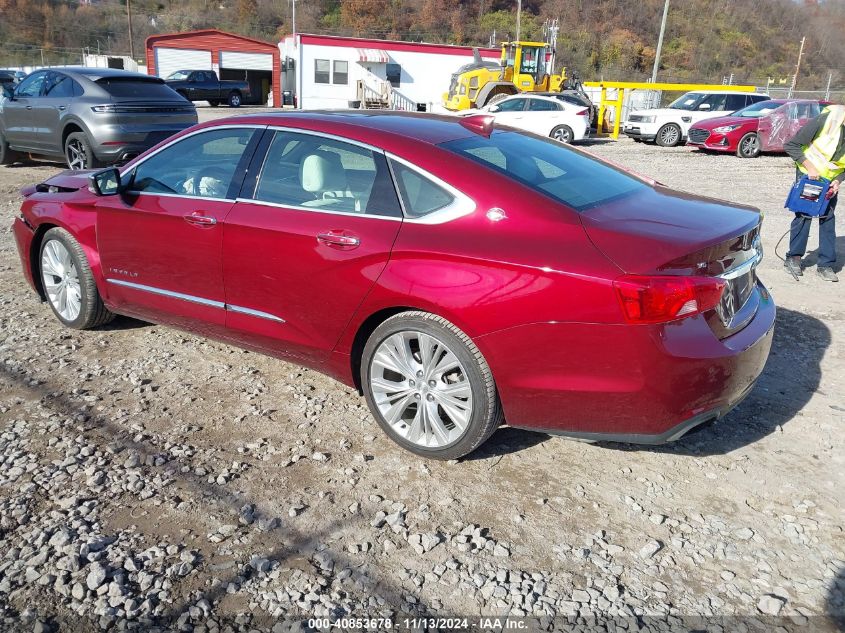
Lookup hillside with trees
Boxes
[1,0,843,90]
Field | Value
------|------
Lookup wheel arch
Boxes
[349,306,418,393]
[29,219,108,304]
[61,121,87,149]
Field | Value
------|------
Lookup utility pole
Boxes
[788,36,805,98]
[126,0,135,60]
[291,0,296,39]
[651,0,669,83]
[516,0,522,43]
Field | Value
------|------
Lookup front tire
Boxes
[551,125,574,143]
[361,311,502,460]
[64,132,101,170]
[39,228,114,330]
[655,123,682,147]
[736,132,760,158]
[227,91,242,108]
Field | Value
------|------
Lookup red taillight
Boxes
[613,275,726,324]
[577,108,590,116]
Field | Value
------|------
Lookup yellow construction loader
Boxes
[443,41,567,111]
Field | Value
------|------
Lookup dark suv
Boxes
[0,67,197,170]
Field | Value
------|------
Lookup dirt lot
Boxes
[0,108,843,631]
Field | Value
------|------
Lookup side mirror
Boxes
[698,103,711,111]
[489,105,500,113]
[88,167,123,196]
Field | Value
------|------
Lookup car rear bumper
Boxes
[91,124,195,163]
[12,216,37,293]
[476,282,775,443]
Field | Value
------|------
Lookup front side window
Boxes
[441,131,647,212]
[15,71,47,97]
[253,131,401,217]
[315,59,330,84]
[700,93,727,112]
[495,98,527,112]
[390,161,454,218]
[668,92,705,111]
[129,128,256,199]
[519,46,541,75]
[333,61,348,85]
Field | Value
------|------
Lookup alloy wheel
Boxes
[66,139,87,170]
[553,126,573,143]
[740,134,759,157]
[41,240,82,322]
[659,126,680,146]
[369,330,473,448]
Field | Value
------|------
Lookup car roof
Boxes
[208,110,480,147]
[684,90,763,96]
[42,67,163,82]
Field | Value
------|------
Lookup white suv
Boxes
[623,91,770,146]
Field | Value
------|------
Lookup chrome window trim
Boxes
[227,304,286,323]
[107,278,285,322]
[264,125,384,154]
[234,197,402,222]
[106,278,225,308]
[133,191,236,204]
[385,153,476,225]
[118,124,268,182]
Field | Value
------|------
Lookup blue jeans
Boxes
[787,179,838,267]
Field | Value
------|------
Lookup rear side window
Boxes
[528,99,560,111]
[253,131,401,217]
[97,78,179,99]
[724,94,747,112]
[390,161,455,218]
[441,131,647,212]
[129,128,256,199]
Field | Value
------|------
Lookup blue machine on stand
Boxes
[784,175,833,217]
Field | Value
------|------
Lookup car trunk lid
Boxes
[581,186,763,338]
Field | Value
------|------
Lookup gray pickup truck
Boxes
[165,70,250,107]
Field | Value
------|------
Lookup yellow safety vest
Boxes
[799,104,845,181]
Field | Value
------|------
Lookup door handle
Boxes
[57,105,66,111]
[317,231,360,248]
[183,212,217,227]
[25,105,32,110]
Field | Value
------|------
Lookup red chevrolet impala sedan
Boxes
[12,112,775,459]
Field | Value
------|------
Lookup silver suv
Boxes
[0,67,197,169]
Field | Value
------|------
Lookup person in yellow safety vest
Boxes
[783,104,844,282]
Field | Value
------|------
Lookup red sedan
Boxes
[11,112,775,459]
[688,99,826,158]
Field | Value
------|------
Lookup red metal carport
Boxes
[146,29,281,107]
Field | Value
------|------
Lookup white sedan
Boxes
[479,94,591,143]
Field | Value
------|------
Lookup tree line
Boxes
[0,0,843,90]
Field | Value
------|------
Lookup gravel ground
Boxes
[0,108,843,631]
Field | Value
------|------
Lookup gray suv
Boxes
[0,67,197,170]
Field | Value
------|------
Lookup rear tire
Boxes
[0,131,21,166]
[39,228,114,330]
[208,100,220,107]
[227,91,242,108]
[736,132,760,158]
[551,125,574,143]
[361,311,502,460]
[64,132,101,170]
[655,123,682,147]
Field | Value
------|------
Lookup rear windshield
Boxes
[96,78,179,99]
[440,131,647,212]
